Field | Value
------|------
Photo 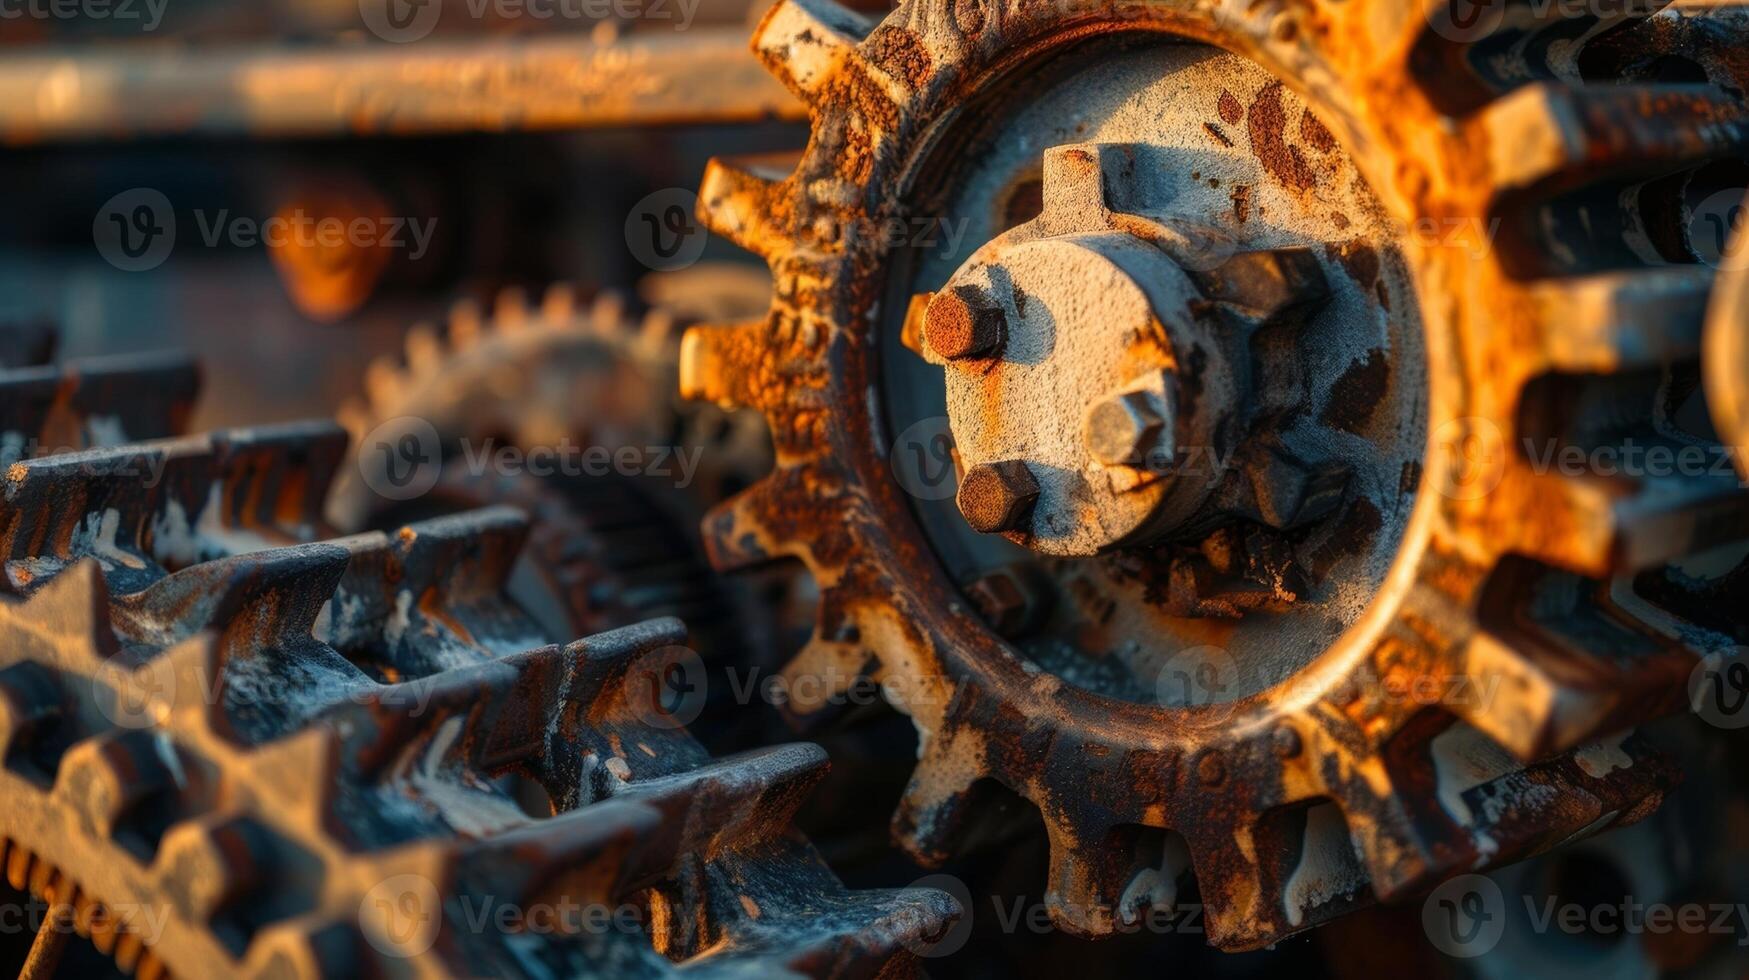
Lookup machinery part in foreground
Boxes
[0,360,953,977]
[682,0,1749,952]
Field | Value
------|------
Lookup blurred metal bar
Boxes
[0,30,804,143]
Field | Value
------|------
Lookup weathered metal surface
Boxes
[0,355,955,976]
[0,30,802,144]
[682,0,1749,952]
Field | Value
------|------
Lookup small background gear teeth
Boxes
[0,351,956,978]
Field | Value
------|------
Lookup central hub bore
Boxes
[923,144,1240,556]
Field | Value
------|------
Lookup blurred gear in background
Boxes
[0,1,1746,978]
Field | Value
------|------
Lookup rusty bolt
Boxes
[964,567,1048,638]
[1085,389,1171,467]
[957,461,1040,534]
[923,288,1006,361]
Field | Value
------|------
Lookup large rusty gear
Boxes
[680,0,1749,952]
[0,359,954,977]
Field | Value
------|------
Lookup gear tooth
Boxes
[4,838,31,890]
[0,367,64,462]
[448,297,485,349]
[637,308,679,356]
[65,352,202,447]
[1043,828,1126,936]
[586,290,627,337]
[122,544,350,649]
[462,799,665,907]
[123,634,224,737]
[240,726,342,825]
[152,814,268,924]
[402,323,444,379]
[698,471,806,572]
[616,743,829,860]
[892,725,986,864]
[2,445,175,587]
[0,558,117,656]
[752,0,876,101]
[540,282,580,325]
[680,319,775,413]
[1452,627,1691,761]
[774,630,867,724]
[697,154,800,259]
[1524,267,1711,374]
[331,508,530,641]
[1501,468,1749,576]
[53,730,176,842]
[111,927,146,974]
[567,616,693,711]
[495,286,531,331]
[0,663,64,767]
[341,643,564,777]
[244,914,385,980]
[208,422,347,538]
[333,398,372,444]
[1422,723,1674,877]
[731,886,962,973]
[1476,83,1749,195]
[1176,825,1279,950]
[362,356,406,413]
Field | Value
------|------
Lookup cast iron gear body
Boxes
[681,0,1749,951]
[0,354,955,977]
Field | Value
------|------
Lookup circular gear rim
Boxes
[680,0,1749,950]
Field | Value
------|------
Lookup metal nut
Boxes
[956,460,1039,534]
[1085,389,1170,467]
[923,288,1006,361]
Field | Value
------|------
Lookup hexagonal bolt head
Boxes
[957,460,1040,534]
[1195,247,1331,324]
[1085,390,1171,468]
[924,288,1006,361]
[1246,451,1351,530]
[964,568,1047,639]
